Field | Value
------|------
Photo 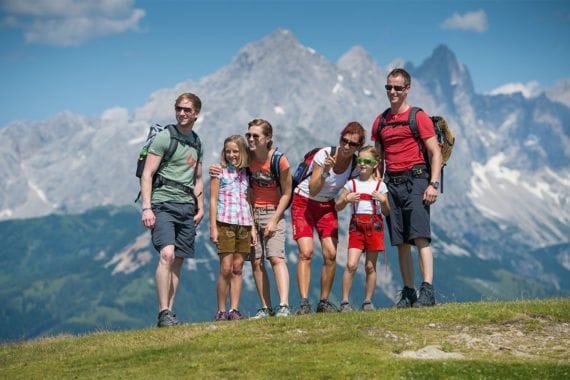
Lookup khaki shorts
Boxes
[251,208,286,260]
[217,222,252,254]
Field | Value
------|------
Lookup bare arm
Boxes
[423,135,442,205]
[209,176,220,244]
[374,140,385,179]
[141,153,162,229]
[193,162,205,224]
[309,150,334,197]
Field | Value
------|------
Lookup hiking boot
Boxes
[251,307,273,319]
[214,310,228,321]
[227,309,243,320]
[275,305,291,317]
[361,300,375,311]
[157,309,179,327]
[414,282,436,307]
[396,286,417,308]
[316,299,339,313]
[340,301,353,312]
[296,298,312,315]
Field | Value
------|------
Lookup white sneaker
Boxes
[275,305,291,317]
[251,307,272,319]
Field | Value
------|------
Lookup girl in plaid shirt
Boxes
[209,135,257,321]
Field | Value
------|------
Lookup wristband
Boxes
[142,208,152,212]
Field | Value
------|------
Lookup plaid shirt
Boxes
[216,166,253,226]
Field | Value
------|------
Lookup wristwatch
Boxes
[321,171,330,179]
[429,181,440,191]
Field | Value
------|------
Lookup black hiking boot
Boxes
[395,286,417,308]
[157,309,179,327]
[316,299,339,313]
[296,298,312,315]
[414,282,436,307]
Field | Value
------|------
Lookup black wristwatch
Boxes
[429,181,440,191]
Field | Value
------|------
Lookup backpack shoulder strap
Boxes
[407,107,422,140]
[163,124,180,163]
[270,148,283,182]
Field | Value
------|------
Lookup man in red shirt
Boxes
[371,68,442,307]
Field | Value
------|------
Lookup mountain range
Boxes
[0,29,568,341]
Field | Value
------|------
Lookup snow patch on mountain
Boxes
[469,153,569,245]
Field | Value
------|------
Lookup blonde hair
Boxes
[359,145,380,161]
[220,135,250,170]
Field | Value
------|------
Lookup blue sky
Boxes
[1,0,569,127]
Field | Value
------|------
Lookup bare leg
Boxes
[168,257,184,310]
[415,238,433,284]
[296,237,314,299]
[320,237,338,300]
[155,245,176,311]
[251,258,272,308]
[342,248,362,302]
[217,253,232,311]
[397,243,414,288]
[364,250,379,301]
[269,256,289,306]
[229,253,245,310]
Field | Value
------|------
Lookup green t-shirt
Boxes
[148,127,202,204]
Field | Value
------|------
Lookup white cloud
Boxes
[487,81,541,98]
[1,0,145,46]
[440,10,488,33]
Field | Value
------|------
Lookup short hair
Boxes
[387,68,411,87]
[220,135,250,170]
[175,93,202,112]
[340,121,366,147]
[247,118,273,149]
[358,145,380,161]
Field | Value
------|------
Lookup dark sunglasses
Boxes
[245,132,262,139]
[175,106,193,113]
[384,85,406,92]
[340,137,360,148]
[356,158,378,165]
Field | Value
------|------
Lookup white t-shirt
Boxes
[296,147,359,201]
[343,178,388,215]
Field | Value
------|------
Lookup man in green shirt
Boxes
[141,93,204,327]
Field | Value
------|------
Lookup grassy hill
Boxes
[1,299,568,379]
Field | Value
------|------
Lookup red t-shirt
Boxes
[249,153,290,208]
[371,107,435,172]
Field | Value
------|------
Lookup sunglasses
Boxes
[245,132,262,140]
[340,137,361,148]
[384,85,407,92]
[356,158,378,165]
[175,106,194,113]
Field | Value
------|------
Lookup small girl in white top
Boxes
[335,145,389,312]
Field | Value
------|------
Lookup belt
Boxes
[386,165,429,184]
[294,187,332,203]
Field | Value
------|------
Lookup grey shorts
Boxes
[386,176,431,246]
[251,207,286,260]
[151,202,196,259]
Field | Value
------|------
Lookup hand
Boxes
[251,229,258,246]
[323,150,335,174]
[210,228,218,245]
[142,208,156,229]
[347,192,360,203]
[208,163,222,177]
[423,185,438,205]
[264,220,277,238]
[371,191,386,203]
[194,209,204,226]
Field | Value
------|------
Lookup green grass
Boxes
[1,299,569,379]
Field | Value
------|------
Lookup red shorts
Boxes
[348,214,385,251]
[291,194,338,240]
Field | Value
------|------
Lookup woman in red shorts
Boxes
[291,121,365,314]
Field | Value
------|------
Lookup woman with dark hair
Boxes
[291,121,365,314]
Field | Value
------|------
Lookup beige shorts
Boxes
[217,222,252,254]
[251,208,286,260]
